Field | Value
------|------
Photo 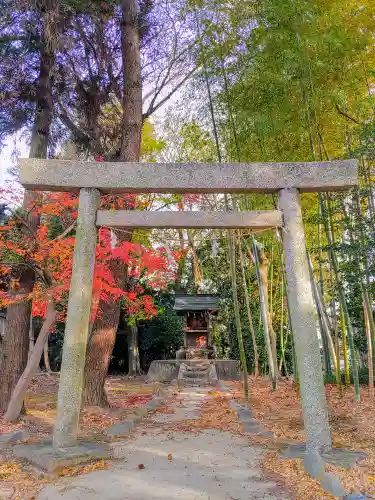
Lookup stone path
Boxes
[36,388,291,500]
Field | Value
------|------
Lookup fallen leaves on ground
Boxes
[158,391,241,435]
[230,377,375,499]
[0,374,154,498]
[155,407,175,414]
[0,461,21,479]
[58,459,108,477]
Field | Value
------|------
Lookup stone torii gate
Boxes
[20,158,357,456]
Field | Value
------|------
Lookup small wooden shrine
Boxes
[174,294,219,359]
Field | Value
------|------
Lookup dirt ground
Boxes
[0,374,153,499]
[230,377,375,499]
[1,375,375,499]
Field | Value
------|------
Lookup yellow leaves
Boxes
[58,459,108,477]
[140,120,166,161]
[0,461,21,480]
[208,390,222,398]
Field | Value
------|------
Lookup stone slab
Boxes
[104,420,134,437]
[214,360,241,380]
[343,494,367,499]
[134,405,149,418]
[237,408,254,420]
[230,401,273,437]
[20,158,358,193]
[97,210,283,229]
[146,397,164,410]
[0,428,29,449]
[146,360,180,382]
[280,442,367,469]
[242,421,274,437]
[303,450,325,480]
[319,472,346,497]
[13,441,112,473]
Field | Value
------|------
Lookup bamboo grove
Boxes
[155,0,375,400]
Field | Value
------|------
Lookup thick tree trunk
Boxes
[4,301,56,422]
[83,0,142,406]
[83,261,126,406]
[0,270,34,413]
[128,324,141,376]
[0,14,54,413]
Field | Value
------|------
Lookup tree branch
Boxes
[50,220,76,242]
[143,67,196,119]
[335,105,360,125]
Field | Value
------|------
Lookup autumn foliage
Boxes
[0,184,181,325]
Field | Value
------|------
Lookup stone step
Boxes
[183,371,208,379]
[182,377,210,386]
[185,366,208,372]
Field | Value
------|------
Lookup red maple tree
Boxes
[0,184,180,324]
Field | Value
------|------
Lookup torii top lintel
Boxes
[20,158,358,193]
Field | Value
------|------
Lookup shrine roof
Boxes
[173,295,220,311]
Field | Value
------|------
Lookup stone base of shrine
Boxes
[13,440,112,474]
[146,359,241,383]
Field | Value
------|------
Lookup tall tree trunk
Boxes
[0,271,34,413]
[0,15,54,413]
[128,324,140,376]
[83,264,126,406]
[83,0,142,406]
[4,300,56,422]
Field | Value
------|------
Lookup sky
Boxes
[0,135,29,186]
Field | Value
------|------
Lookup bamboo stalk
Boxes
[278,269,288,376]
[340,304,350,387]
[319,193,360,400]
[227,227,249,399]
[308,255,339,381]
[363,294,374,399]
[238,234,259,377]
[253,238,277,389]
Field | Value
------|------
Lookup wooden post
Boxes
[279,188,332,452]
[53,188,100,449]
